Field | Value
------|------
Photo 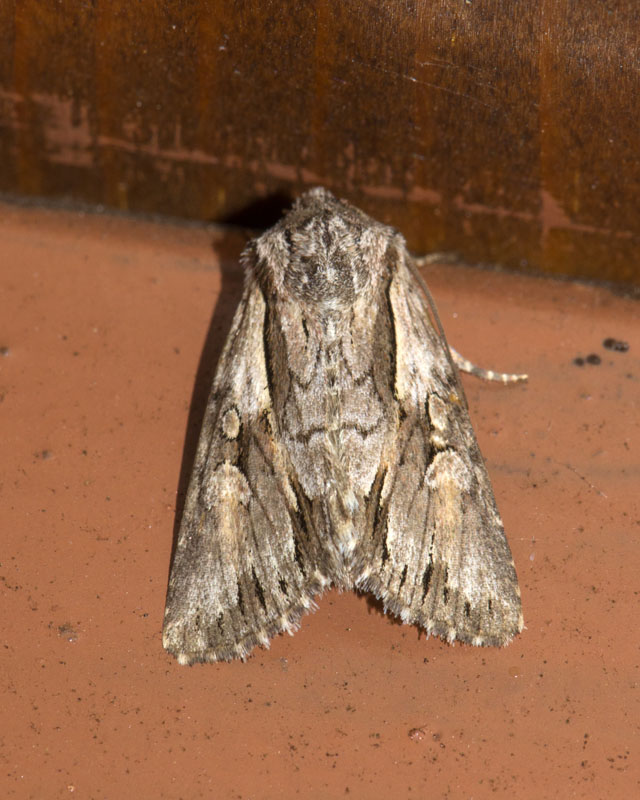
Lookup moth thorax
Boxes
[282,221,373,311]
[283,256,370,312]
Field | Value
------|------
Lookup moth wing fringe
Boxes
[355,572,523,649]
[165,581,327,665]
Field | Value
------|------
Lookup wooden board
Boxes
[0,1,638,284]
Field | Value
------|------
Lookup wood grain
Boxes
[0,1,638,284]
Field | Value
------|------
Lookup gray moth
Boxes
[163,187,525,664]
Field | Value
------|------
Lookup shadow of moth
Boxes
[163,188,525,664]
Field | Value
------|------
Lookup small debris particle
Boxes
[603,338,629,352]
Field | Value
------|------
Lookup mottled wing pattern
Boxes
[163,282,328,663]
[356,254,523,646]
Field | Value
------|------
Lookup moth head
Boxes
[253,189,396,312]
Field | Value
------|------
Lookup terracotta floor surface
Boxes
[0,201,637,799]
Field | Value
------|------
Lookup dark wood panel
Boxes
[0,0,638,284]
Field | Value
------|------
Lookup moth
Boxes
[163,187,525,664]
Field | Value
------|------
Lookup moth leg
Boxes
[406,256,527,384]
[450,348,528,383]
[413,252,460,266]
